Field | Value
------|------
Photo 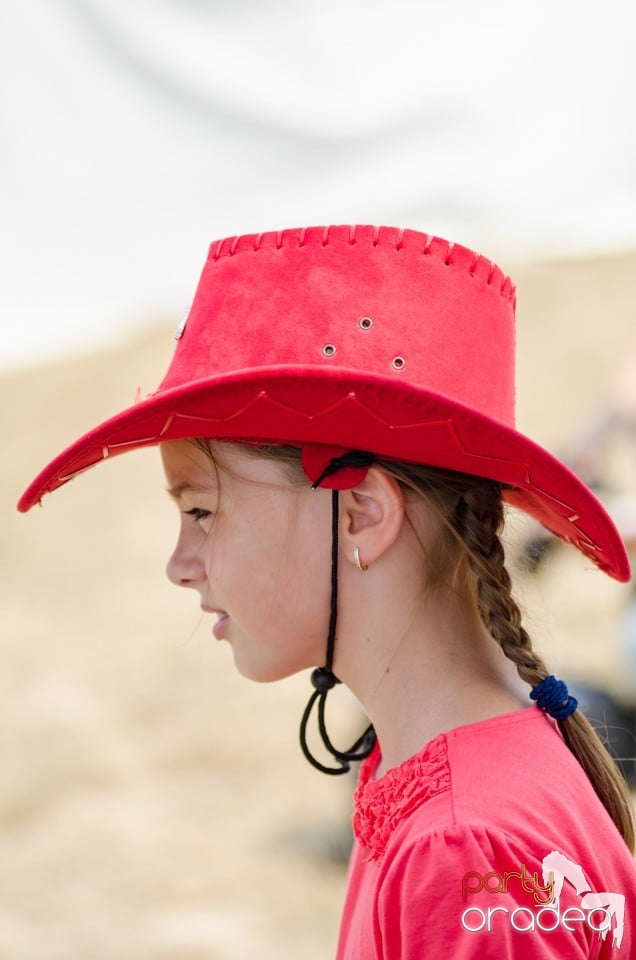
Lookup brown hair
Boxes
[208,441,636,851]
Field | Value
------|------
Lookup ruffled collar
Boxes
[352,734,451,860]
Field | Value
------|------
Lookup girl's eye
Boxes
[184,507,212,523]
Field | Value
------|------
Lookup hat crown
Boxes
[160,224,517,427]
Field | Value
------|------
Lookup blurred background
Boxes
[2,1,636,958]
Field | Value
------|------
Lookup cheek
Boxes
[199,509,292,604]
[202,489,332,636]
[274,514,332,631]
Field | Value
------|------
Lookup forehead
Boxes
[160,439,218,491]
[159,439,295,495]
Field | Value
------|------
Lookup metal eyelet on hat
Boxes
[391,356,406,370]
[322,344,337,357]
[359,317,373,330]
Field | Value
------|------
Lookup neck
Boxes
[335,568,529,776]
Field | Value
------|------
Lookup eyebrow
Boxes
[166,483,215,502]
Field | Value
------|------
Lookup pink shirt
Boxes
[336,709,636,958]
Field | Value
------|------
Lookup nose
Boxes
[166,527,207,589]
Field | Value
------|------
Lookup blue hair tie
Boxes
[530,675,578,720]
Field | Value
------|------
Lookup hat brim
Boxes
[18,366,630,582]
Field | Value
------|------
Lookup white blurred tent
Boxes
[2,0,636,369]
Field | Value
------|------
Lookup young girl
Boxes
[19,225,636,957]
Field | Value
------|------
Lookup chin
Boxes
[232,652,310,685]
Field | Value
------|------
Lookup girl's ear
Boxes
[339,467,405,567]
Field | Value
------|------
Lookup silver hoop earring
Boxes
[353,546,368,572]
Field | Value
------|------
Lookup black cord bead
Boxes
[311,667,339,692]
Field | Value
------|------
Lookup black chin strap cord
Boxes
[299,457,377,775]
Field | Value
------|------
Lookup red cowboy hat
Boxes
[18,224,630,582]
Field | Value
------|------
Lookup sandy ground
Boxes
[2,250,636,959]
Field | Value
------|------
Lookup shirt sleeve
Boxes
[374,824,595,959]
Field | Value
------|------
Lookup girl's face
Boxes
[160,440,332,682]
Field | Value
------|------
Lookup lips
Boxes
[200,605,230,640]
[212,612,230,640]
